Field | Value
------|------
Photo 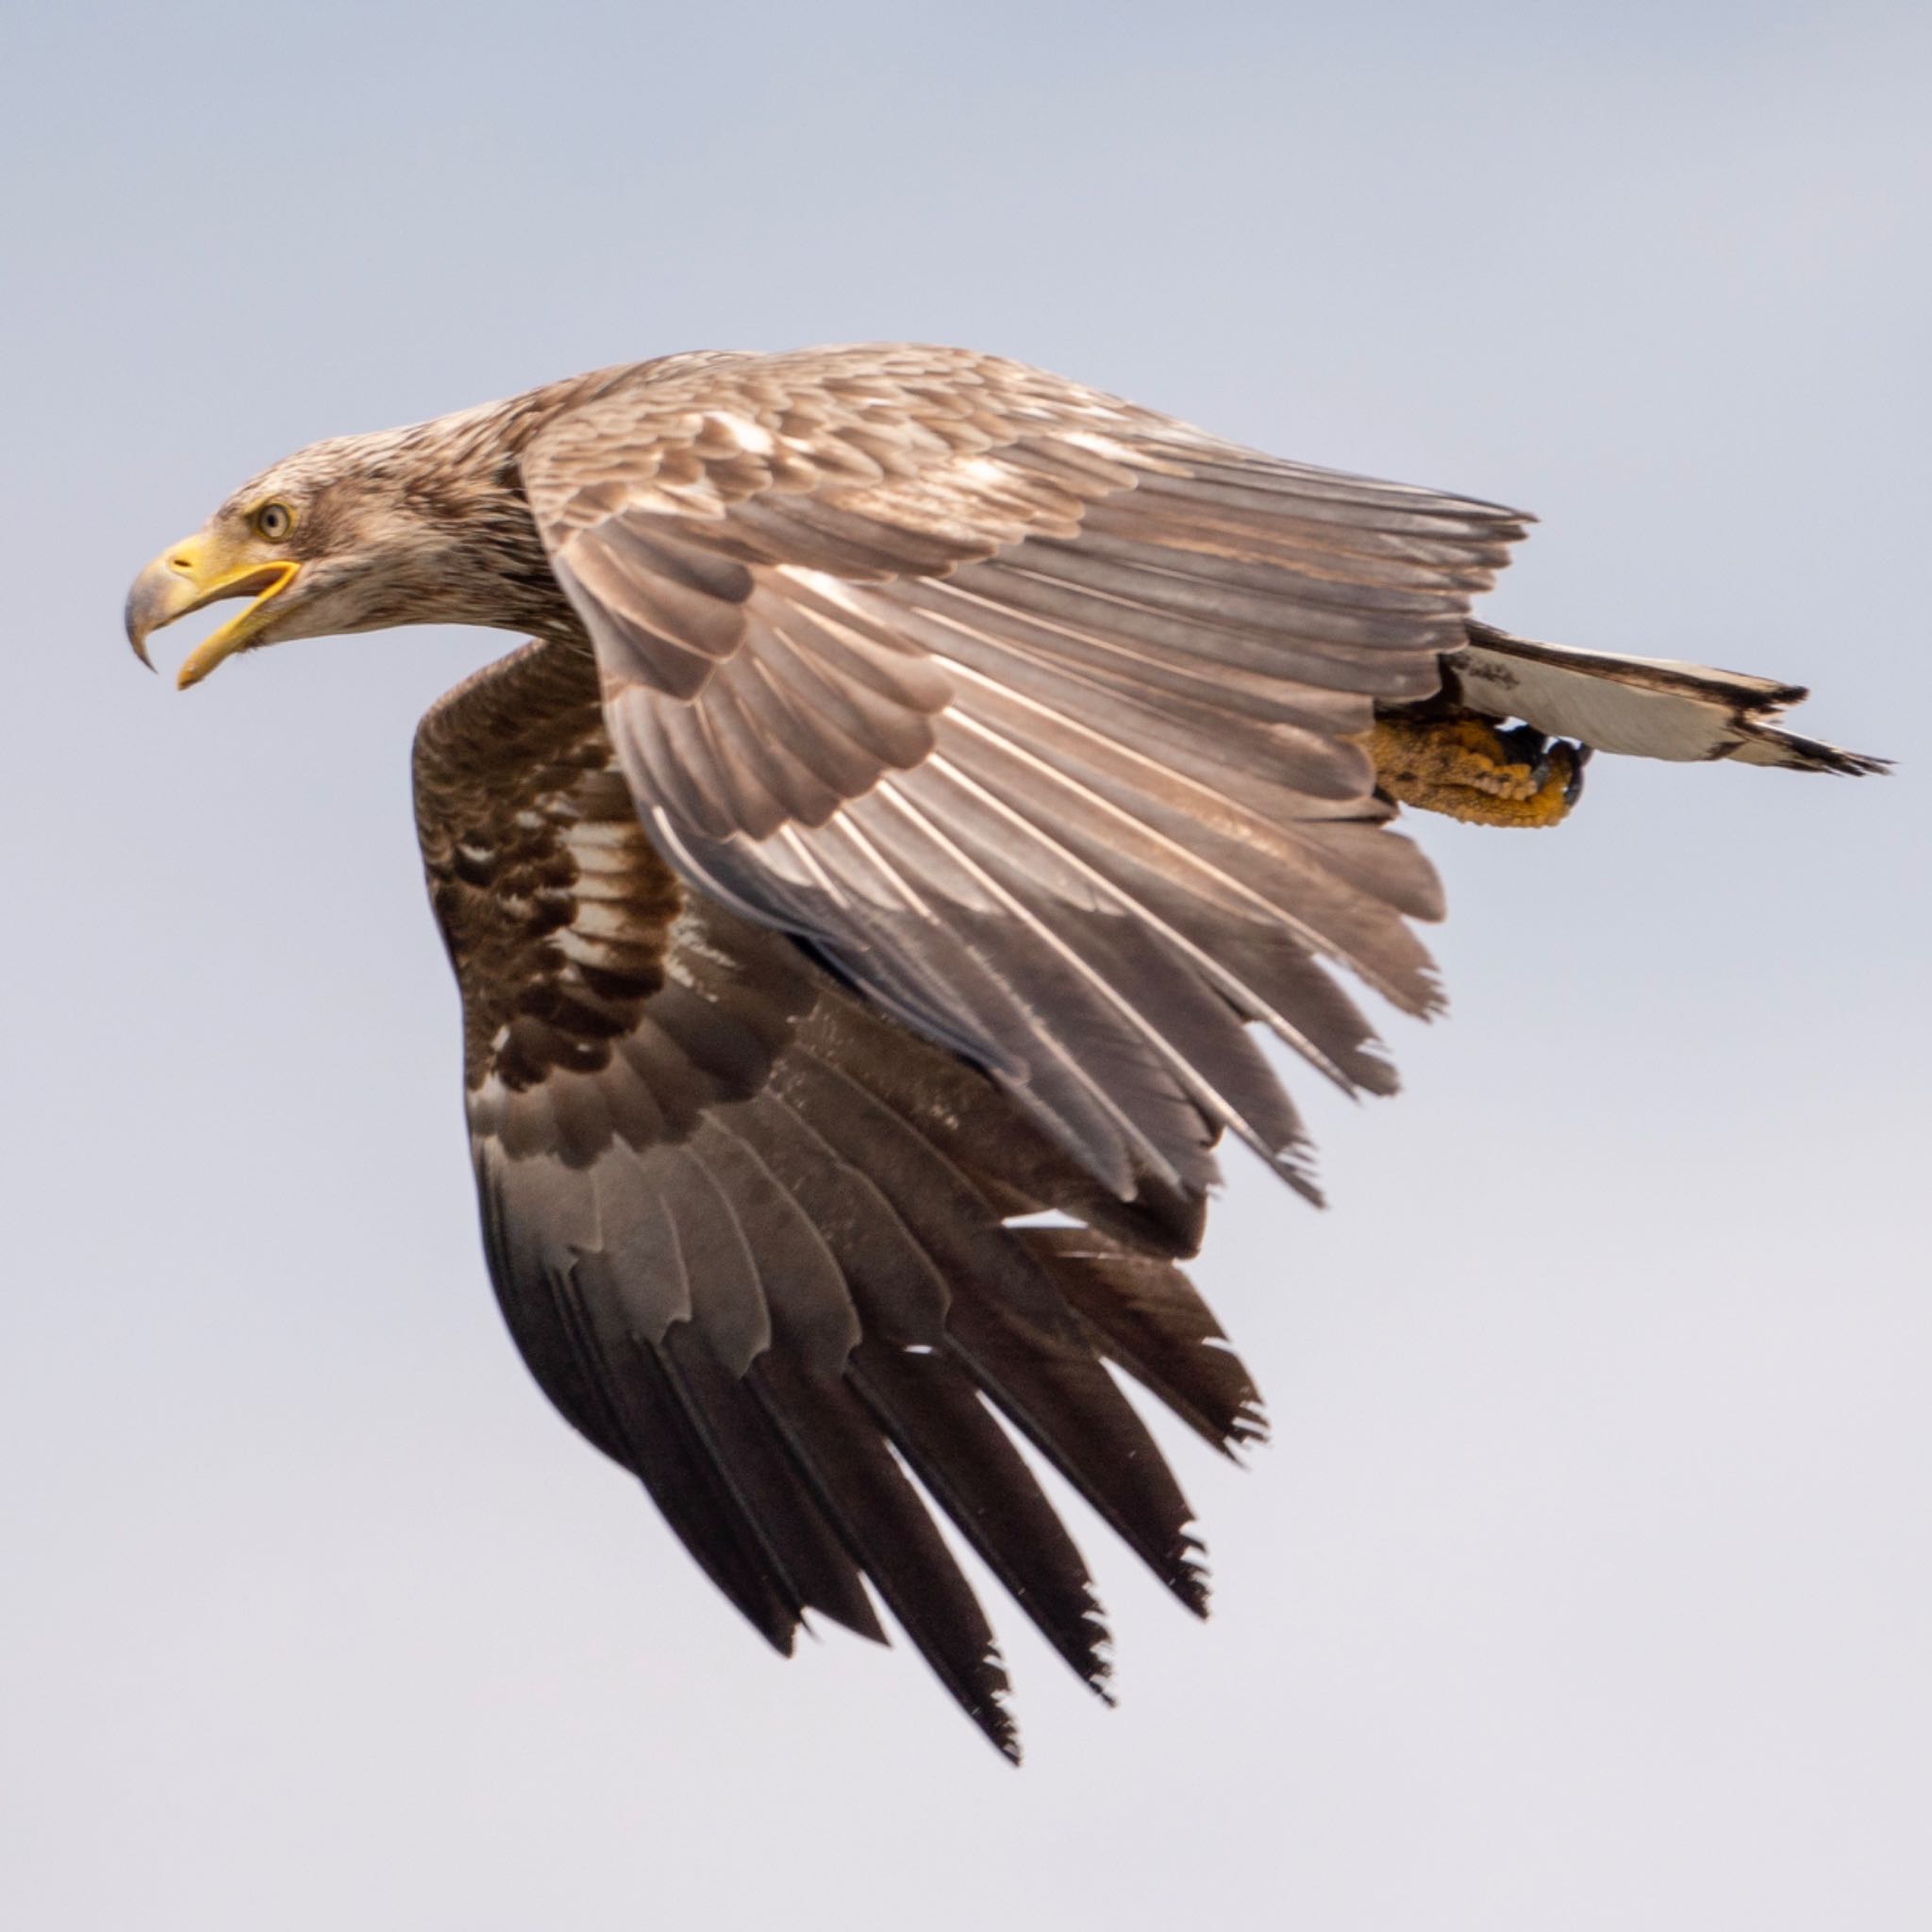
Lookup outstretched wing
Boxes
[520,344,1527,1202]
[413,639,1267,1759]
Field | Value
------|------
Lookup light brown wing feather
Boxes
[413,637,1266,1760]
[520,344,1528,1199]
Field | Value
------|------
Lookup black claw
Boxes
[1562,741,1591,807]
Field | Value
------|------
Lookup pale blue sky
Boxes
[3,3,1928,1927]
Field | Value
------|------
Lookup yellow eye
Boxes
[254,501,294,541]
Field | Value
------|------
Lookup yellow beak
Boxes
[125,534,302,689]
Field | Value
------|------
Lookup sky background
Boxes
[3,2,1928,1926]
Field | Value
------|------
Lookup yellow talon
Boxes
[1368,713,1585,829]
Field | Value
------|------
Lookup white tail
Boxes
[1452,622,1886,776]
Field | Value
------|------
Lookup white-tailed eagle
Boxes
[125,345,1880,1759]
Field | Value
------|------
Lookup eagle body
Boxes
[125,344,1879,1759]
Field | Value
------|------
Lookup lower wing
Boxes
[412,638,1265,1761]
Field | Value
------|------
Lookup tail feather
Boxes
[1453,622,1887,775]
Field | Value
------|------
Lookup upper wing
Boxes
[520,344,1528,1201]
[413,639,1266,1759]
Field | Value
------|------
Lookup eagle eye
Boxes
[254,501,294,541]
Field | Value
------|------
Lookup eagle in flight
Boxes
[125,345,1879,1759]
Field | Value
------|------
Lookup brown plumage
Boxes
[125,343,1878,1759]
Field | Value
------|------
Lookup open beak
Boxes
[125,534,302,690]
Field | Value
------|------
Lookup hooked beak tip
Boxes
[125,580,162,672]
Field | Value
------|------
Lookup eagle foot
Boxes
[1368,712,1588,828]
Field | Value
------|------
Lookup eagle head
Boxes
[125,402,564,689]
